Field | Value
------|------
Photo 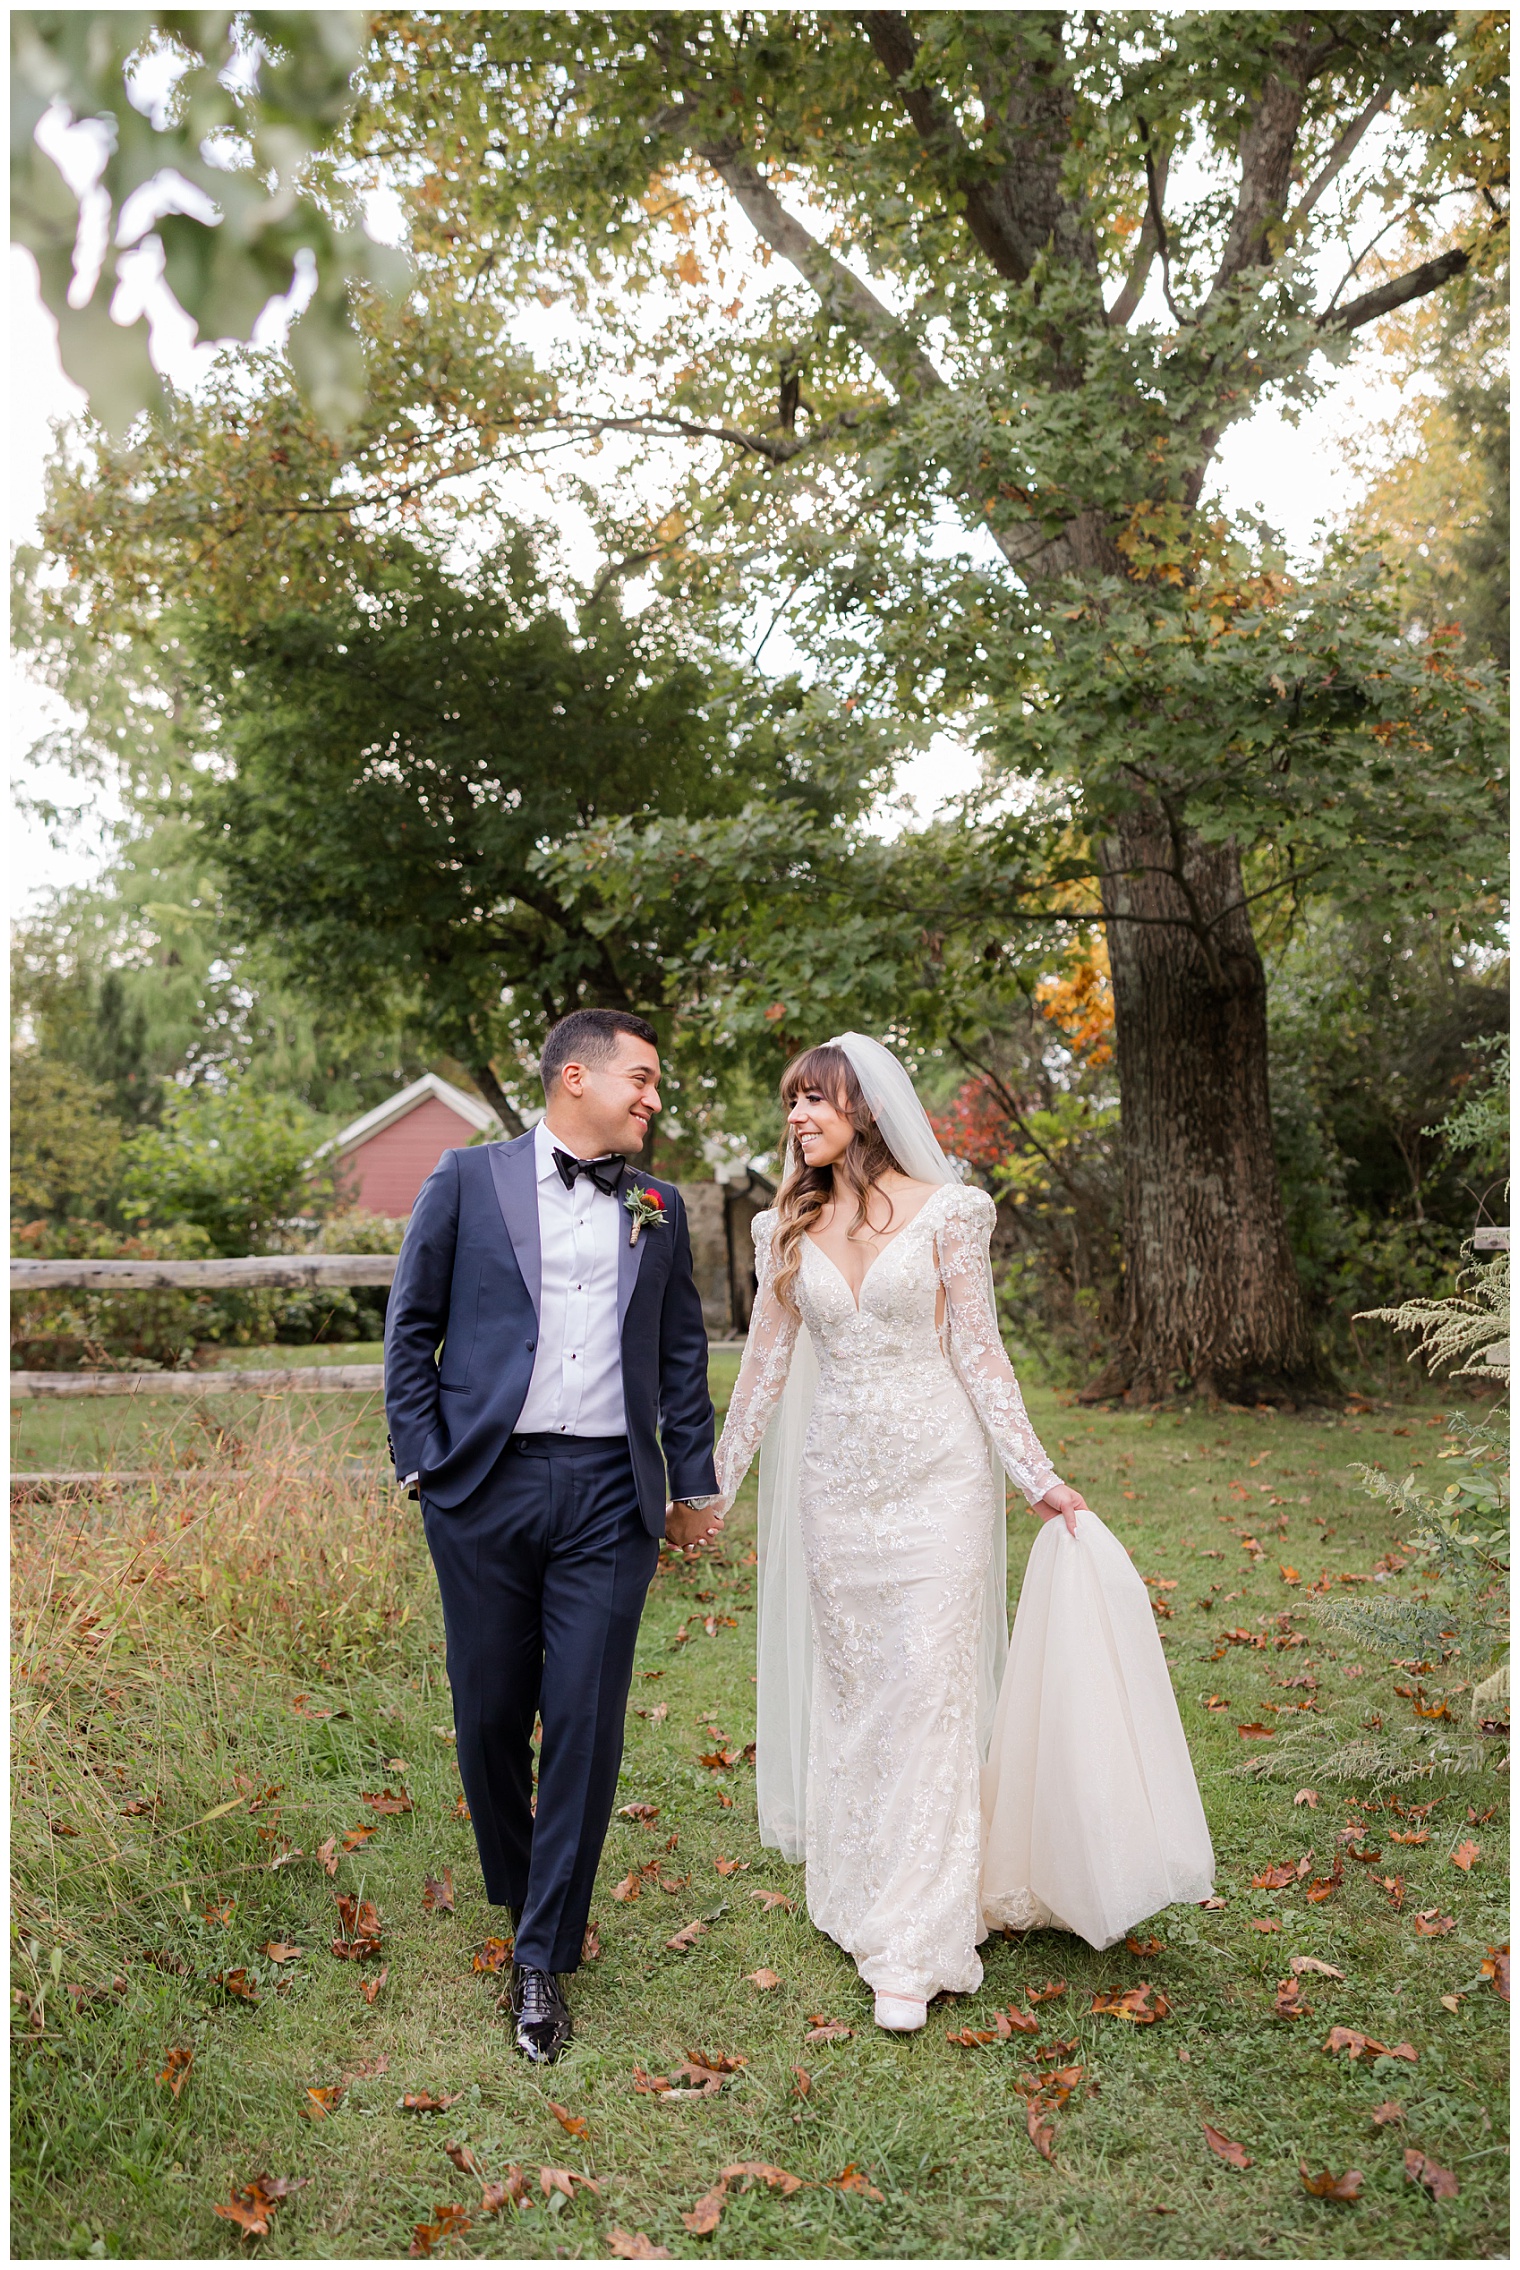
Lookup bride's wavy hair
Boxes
[771,1044,905,1318]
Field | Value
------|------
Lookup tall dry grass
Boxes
[12,1407,434,1983]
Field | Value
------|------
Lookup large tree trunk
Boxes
[1084,807,1323,1406]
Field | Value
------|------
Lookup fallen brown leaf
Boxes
[665,1919,708,1953]
[211,2173,308,2240]
[1248,1917,1283,1933]
[315,1836,339,1876]
[1323,2026,1416,2063]
[399,2089,464,2113]
[341,1825,379,1852]
[540,2167,600,2200]
[548,2100,589,2140]
[714,1854,749,1876]
[792,2067,811,2098]
[422,1870,455,1916]
[263,1942,303,1964]
[1026,1978,1069,2002]
[1300,2162,1362,2201]
[156,2046,192,2098]
[358,1965,389,2005]
[606,2230,671,2259]
[1405,2147,1459,2201]
[804,2018,853,2045]
[1480,1944,1509,2001]
[444,2141,480,2177]
[1253,1861,1299,1890]
[619,1802,660,1823]
[215,1969,260,2005]
[747,1968,782,1989]
[331,1893,382,1961]
[1025,2103,1055,2160]
[301,2084,345,2119]
[1290,1956,1344,1979]
[362,1787,413,1815]
[477,2168,534,2214]
[1237,1723,1276,1739]
[748,1888,794,1912]
[1371,2099,1405,2126]
[1450,1839,1480,1872]
[1091,1982,1170,2024]
[582,1923,601,1962]
[1413,1910,1456,1937]
[472,1936,513,1974]
[1273,1978,1313,2020]
[1294,1788,1320,1808]
[1202,2122,1252,2170]
[408,2202,472,2257]
[829,2164,883,2200]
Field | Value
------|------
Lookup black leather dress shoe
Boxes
[510,1963,571,2064]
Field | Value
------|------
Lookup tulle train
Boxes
[980,1506,1215,1950]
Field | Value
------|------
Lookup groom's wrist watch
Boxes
[674,1494,720,1511]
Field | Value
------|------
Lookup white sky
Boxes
[7,197,1399,923]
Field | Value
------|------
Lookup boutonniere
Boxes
[624,1182,667,1247]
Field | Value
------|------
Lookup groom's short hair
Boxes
[540,1008,659,1096]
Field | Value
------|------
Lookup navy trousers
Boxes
[422,1432,660,1974]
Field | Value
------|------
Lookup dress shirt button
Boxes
[526,1340,536,1352]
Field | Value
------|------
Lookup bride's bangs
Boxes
[780,1044,858,1118]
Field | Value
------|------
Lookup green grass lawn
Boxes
[11,1370,1507,2258]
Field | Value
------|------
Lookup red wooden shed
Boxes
[325,1074,502,1217]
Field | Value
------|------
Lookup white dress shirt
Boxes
[513,1117,627,1436]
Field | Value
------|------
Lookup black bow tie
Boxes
[552,1147,625,1197]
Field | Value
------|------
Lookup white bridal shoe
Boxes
[873,1990,928,2032]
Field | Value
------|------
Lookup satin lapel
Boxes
[616,1188,651,1333]
[487,1133,541,1319]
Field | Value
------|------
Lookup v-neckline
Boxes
[804,1185,946,1313]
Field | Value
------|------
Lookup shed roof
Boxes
[325,1073,502,1158]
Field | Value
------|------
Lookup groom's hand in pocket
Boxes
[1032,1484,1087,1537]
[665,1498,725,1552]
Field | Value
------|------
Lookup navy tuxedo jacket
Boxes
[383,1134,718,1533]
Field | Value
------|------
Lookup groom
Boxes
[384,1009,721,2062]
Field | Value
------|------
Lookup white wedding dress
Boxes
[714,1178,1214,2002]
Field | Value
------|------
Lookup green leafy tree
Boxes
[10,9,403,432]
[24,10,1509,1397]
[118,1082,334,1253]
[333,5,1504,1400]
[56,503,895,1133]
[10,1054,122,1224]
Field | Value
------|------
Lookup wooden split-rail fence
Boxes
[11,1254,394,1402]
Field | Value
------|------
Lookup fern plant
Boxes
[1236,1260,1508,1791]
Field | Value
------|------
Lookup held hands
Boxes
[665,1498,726,1553]
[1031,1483,1088,1538]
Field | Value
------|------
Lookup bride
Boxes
[711,1033,1214,2033]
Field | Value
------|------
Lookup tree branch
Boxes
[692,140,943,399]
[1106,147,1168,326]
[949,1037,1091,1205]
[1285,78,1395,236]
[861,10,1026,281]
[1320,245,1470,332]
[470,1060,526,1136]
[1201,37,1310,312]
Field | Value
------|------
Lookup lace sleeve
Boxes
[713,1212,800,1507]
[938,1186,1061,1506]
